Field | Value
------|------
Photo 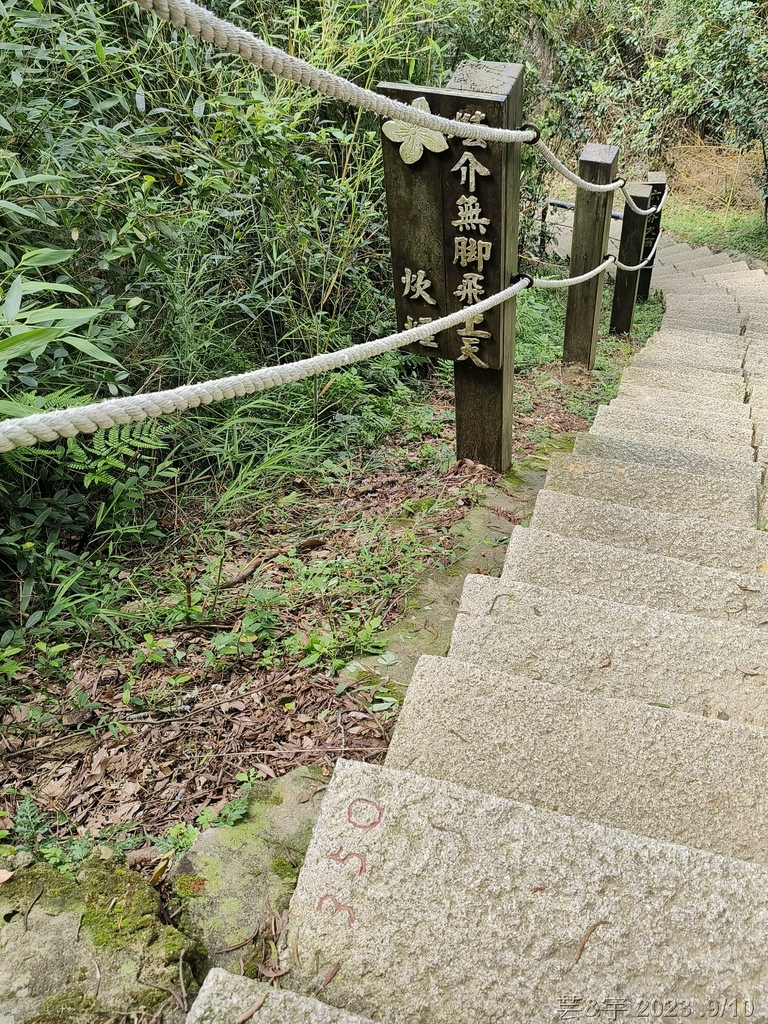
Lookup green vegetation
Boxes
[0,0,760,859]
[664,204,768,263]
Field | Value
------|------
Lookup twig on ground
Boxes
[22,889,43,932]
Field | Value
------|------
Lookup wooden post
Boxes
[610,182,653,335]
[378,62,523,471]
[563,144,619,368]
[637,172,667,302]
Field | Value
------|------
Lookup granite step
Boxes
[529,489,768,573]
[452,575,768,726]
[386,654,768,865]
[572,432,762,484]
[187,970,380,1024]
[614,383,750,420]
[693,260,752,277]
[619,364,747,399]
[589,417,751,464]
[501,524,768,624]
[642,327,748,350]
[545,451,757,526]
[281,759,768,1024]
[609,394,754,436]
[670,253,736,269]
[660,314,744,335]
[593,404,752,455]
[631,346,744,375]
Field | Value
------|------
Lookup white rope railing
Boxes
[530,255,616,289]
[614,230,663,272]
[131,0,536,146]
[130,0,666,207]
[621,183,669,218]
[0,248,647,454]
[0,277,532,453]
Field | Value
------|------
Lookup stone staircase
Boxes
[187,236,768,1023]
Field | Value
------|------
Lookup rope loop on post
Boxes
[521,122,541,143]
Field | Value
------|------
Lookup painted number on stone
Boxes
[316,894,357,928]
[328,847,367,876]
[346,798,385,830]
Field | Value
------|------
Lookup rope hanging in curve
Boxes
[0,252,629,454]
[129,0,665,209]
[131,0,535,146]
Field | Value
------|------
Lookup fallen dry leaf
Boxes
[0,869,14,884]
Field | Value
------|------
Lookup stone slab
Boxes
[501,525,768,624]
[283,759,768,1024]
[573,432,762,483]
[632,347,744,375]
[748,383,768,410]
[620,364,746,399]
[169,767,324,974]
[452,576,768,726]
[661,299,739,315]
[529,489,768,573]
[186,969,380,1024]
[670,254,734,269]
[588,418,752,464]
[387,654,768,864]
[594,405,752,455]
[615,382,750,420]
[545,451,757,526]
[644,327,747,350]
[660,314,743,336]
[662,293,739,310]
[610,396,753,436]
[694,261,752,277]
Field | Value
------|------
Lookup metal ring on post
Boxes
[511,273,534,288]
[521,122,541,144]
[612,177,626,188]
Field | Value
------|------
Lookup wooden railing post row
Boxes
[609,182,653,335]
[636,172,668,302]
[563,144,619,368]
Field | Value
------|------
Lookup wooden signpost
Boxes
[378,62,523,472]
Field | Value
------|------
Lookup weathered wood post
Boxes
[609,183,653,335]
[636,171,667,302]
[378,61,523,472]
[563,144,619,368]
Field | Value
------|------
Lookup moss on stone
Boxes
[270,856,298,883]
[77,859,160,948]
[0,862,80,910]
[173,873,207,898]
[24,992,101,1024]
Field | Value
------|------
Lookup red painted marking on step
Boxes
[328,847,367,876]
[316,894,356,927]
[346,798,384,830]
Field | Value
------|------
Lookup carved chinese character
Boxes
[455,109,488,148]
[401,267,437,305]
[451,152,491,193]
[453,237,493,272]
[405,315,438,348]
[451,195,491,235]
[453,273,484,305]
[457,313,491,368]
